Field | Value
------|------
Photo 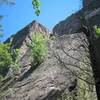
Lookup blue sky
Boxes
[0,0,82,41]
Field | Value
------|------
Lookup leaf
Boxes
[32,0,41,16]
[94,25,100,36]
[28,32,47,65]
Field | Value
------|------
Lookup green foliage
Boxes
[0,42,20,77]
[76,56,96,100]
[32,0,41,16]
[0,43,12,76]
[93,25,100,36]
[10,48,21,74]
[28,33,47,66]
[0,75,3,81]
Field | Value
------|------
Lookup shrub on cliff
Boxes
[0,42,20,78]
[0,43,12,76]
[28,33,47,66]
[94,25,100,36]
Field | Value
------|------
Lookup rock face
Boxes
[0,33,97,100]
[53,0,100,35]
[5,20,49,48]
[0,0,100,100]
[53,11,82,35]
[53,0,100,99]
[5,20,49,67]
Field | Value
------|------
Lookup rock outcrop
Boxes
[53,0,100,35]
[5,20,49,47]
[0,33,97,100]
[5,20,49,67]
[53,0,100,99]
[53,11,82,35]
[0,0,100,100]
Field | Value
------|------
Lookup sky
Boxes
[0,0,82,41]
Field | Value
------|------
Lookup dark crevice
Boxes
[81,25,100,100]
[89,42,100,100]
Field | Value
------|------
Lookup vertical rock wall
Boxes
[53,0,100,35]
[0,0,99,100]
[0,33,97,100]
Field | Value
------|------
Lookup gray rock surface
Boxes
[4,20,50,81]
[0,0,99,100]
[53,0,100,36]
[0,33,97,100]
[84,7,100,27]
[6,20,49,67]
[53,11,82,35]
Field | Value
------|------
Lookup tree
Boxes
[93,25,100,36]
[27,33,47,66]
[32,0,41,16]
[0,42,20,79]
[0,43,12,77]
